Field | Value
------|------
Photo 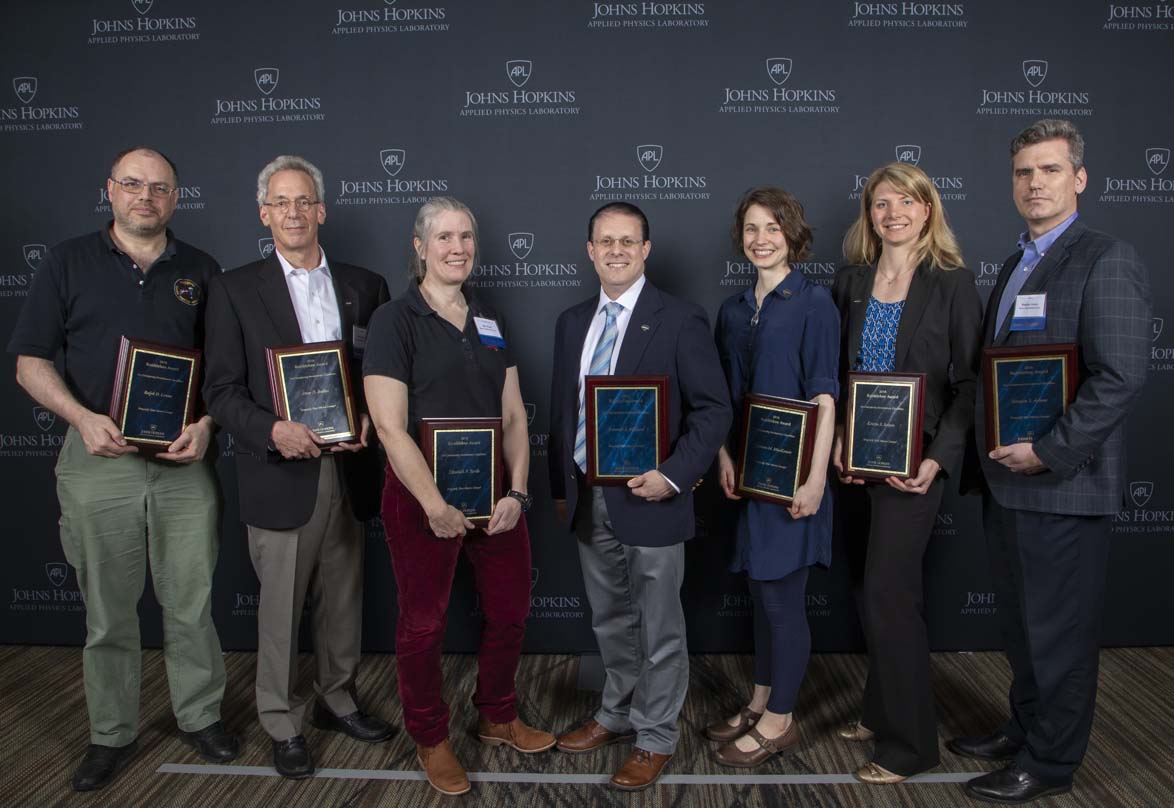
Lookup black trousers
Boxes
[983,495,1110,785]
[842,480,945,777]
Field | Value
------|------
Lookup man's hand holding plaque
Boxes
[266,340,358,446]
[982,343,1077,458]
[583,375,670,486]
[108,336,201,455]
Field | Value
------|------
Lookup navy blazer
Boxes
[548,281,732,547]
[833,263,983,478]
[203,254,390,530]
[974,219,1150,515]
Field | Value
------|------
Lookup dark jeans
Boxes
[750,566,811,715]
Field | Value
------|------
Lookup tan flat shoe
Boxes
[703,707,763,742]
[838,721,875,742]
[855,761,906,784]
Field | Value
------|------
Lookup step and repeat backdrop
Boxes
[2,1,1172,654]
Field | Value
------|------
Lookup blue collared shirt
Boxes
[994,211,1078,333]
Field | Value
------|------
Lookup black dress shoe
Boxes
[71,741,138,791]
[964,764,1072,804]
[272,735,314,779]
[180,721,240,762]
[947,731,1023,761]
[312,703,394,742]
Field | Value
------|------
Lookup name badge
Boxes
[352,325,368,353]
[474,316,505,349]
[1010,293,1046,331]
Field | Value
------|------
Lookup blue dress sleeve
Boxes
[801,289,840,401]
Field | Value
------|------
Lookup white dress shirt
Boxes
[276,247,341,343]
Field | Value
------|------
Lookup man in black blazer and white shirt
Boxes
[952,121,1150,803]
[203,156,392,779]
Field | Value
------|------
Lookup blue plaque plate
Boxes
[845,372,925,480]
[267,341,357,444]
[736,394,818,504]
[421,418,503,524]
[109,337,200,449]
[983,344,1077,450]
[584,375,669,485]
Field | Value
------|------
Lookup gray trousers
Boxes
[575,486,688,755]
[247,456,363,741]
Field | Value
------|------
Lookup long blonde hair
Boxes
[842,162,964,270]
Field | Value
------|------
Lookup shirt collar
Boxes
[596,273,645,316]
[738,267,804,308]
[275,246,329,277]
[101,222,177,263]
[1018,211,1078,255]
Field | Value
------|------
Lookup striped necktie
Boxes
[574,301,623,472]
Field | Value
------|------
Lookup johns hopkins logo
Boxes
[380,148,406,177]
[766,58,792,85]
[1155,318,1165,342]
[506,60,532,88]
[1022,59,1048,87]
[896,144,922,165]
[1130,481,1154,508]
[33,406,56,432]
[13,76,36,104]
[254,67,279,95]
[132,0,154,14]
[45,563,68,588]
[258,238,275,259]
[23,244,46,271]
[508,232,534,260]
[637,144,663,173]
[529,566,539,590]
[1147,147,1170,176]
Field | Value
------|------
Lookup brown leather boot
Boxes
[610,748,672,790]
[416,739,470,796]
[477,717,556,753]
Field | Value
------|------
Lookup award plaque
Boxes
[584,375,670,486]
[266,341,357,444]
[983,343,1078,451]
[108,337,201,451]
[420,417,504,524]
[736,393,819,504]
[845,371,926,480]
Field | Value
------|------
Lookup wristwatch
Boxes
[506,489,533,512]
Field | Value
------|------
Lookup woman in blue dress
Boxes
[705,187,840,767]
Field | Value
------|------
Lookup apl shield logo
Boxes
[1022,60,1048,88]
[508,232,534,260]
[1130,481,1154,508]
[524,402,536,425]
[637,144,663,173]
[132,0,154,14]
[23,244,47,271]
[895,145,922,166]
[766,58,792,86]
[254,67,279,96]
[380,149,405,177]
[33,406,55,432]
[258,238,275,259]
[1154,317,1165,342]
[13,76,37,104]
[45,563,68,588]
[529,567,539,590]
[506,60,532,88]
[1146,148,1170,177]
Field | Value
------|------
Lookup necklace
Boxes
[877,265,914,284]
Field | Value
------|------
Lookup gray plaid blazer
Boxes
[975,219,1151,515]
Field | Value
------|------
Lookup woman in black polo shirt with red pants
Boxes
[363,197,555,796]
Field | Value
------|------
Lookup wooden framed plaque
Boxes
[844,371,926,480]
[420,417,504,525]
[983,343,1078,451]
[584,374,670,486]
[265,340,357,444]
[108,336,201,452]
[736,393,819,504]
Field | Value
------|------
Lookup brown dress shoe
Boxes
[704,707,763,742]
[714,720,801,768]
[610,748,672,790]
[838,720,875,742]
[416,739,470,796]
[478,717,556,753]
[556,719,635,753]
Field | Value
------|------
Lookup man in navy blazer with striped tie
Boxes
[548,203,731,790]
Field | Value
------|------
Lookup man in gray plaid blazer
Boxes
[951,120,1151,804]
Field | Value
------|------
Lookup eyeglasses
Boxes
[110,177,176,197]
[593,236,643,250]
[262,197,321,214]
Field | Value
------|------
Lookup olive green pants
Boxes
[56,427,227,747]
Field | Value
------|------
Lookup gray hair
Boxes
[256,155,325,205]
[410,196,479,282]
[1009,119,1085,171]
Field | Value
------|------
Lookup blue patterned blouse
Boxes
[855,297,905,372]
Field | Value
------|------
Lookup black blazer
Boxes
[203,254,390,530]
[832,263,983,477]
[548,281,732,547]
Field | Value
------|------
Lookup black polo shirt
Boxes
[7,225,219,414]
[363,282,514,443]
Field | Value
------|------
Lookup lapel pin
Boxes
[640,323,650,332]
[782,289,792,298]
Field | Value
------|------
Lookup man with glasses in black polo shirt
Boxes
[7,146,238,792]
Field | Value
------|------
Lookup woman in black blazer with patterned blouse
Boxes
[831,162,983,783]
